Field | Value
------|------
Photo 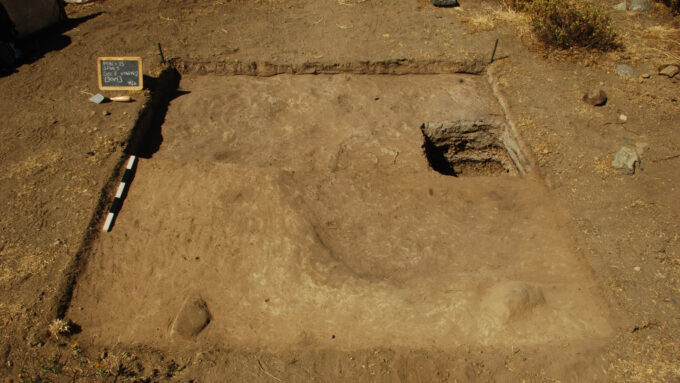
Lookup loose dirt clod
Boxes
[482,282,546,324]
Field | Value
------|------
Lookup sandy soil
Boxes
[0,0,678,382]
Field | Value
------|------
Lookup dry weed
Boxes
[48,319,71,339]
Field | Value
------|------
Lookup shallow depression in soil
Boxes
[69,74,611,351]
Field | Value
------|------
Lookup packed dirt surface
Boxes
[69,75,610,352]
[0,0,679,382]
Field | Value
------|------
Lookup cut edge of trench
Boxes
[54,65,183,319]
[170,57,489,76]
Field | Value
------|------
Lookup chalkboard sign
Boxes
[97,57,143,91]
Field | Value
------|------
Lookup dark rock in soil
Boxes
[431,0,460,7]
[583,89,608,106]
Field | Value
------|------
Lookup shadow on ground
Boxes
[0,12,101,78]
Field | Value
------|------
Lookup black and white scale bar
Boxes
[103,155,136,232]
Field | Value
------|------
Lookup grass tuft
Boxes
[500,0,617,50]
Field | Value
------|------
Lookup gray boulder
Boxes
[629,0,651,11]
[612,147,640,175]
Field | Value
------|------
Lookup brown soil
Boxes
[69,74,610,353]
[0,0,679,382]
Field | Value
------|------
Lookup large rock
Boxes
[612,146,640,175]
[583,89,607,106]
[629,0,651,11]
[171,296,211,338]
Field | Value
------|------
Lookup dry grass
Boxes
[616,21,680,65]
[528,0,617,50]
[48,319,71,339]
[498,0,617,50]
[460,6,531,36]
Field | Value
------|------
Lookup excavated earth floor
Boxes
[69,74,611,352]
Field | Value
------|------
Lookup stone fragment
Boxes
[89,94,106,104]
[629,0,651,11]
[616,64,634,77]
[612,146,639,175]
[583,89,607,106]
[613,1,626,10]
[431,0,460,7]
[171,296,211,338]
[659,64,680,78]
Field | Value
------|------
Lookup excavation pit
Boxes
[69,74,610,352]
[421,120,524,177]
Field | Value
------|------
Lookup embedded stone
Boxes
[171,296,211,338]
[583,89,607,106]
[611,146,639,175]
[659,65,680,78]
[431,0,460,7]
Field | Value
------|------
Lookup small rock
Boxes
[616,64,635,77]
[633,266,641,271]
[619,114,628,122]
[629,0,651,11]
[583,89,607,106]
[171,296,211,338]
[89,93,106,104]
[612,147,640,175]
[641,73,651,79]
[659,64,680,78]
[103,110,111,116]
[613,1,626,10]
[431,0,459,7]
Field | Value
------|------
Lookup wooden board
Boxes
[97,57,143,91]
